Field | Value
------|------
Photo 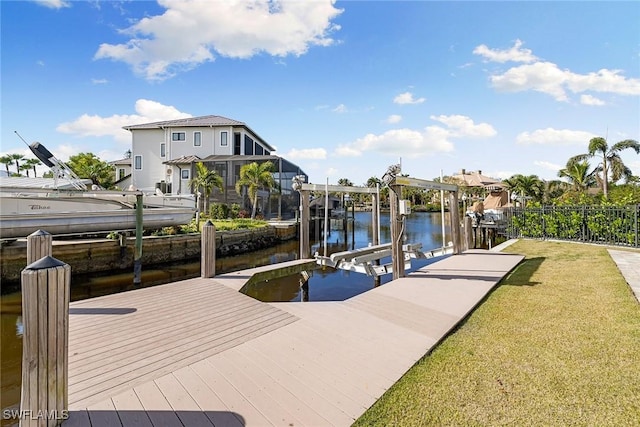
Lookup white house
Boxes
[110,155,132,190]
[123,115,307,219]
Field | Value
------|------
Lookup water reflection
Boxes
[243,211,450,303]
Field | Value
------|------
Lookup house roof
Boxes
[123,115,245,130]
[164,155,202,165]
[451,169,501,188]
[200,154,282,163]
[123,115,275,152]
[164,154,285,165]
[110,158,132,165]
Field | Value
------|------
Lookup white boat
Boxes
[0,140,195,239]
[0,185,196,239]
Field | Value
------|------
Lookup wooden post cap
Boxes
[24,255,66,271]
[204,220,214,227]
[28,229,51,237]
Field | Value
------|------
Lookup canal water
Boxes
[0,211,449,422]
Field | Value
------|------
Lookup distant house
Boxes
[123,115,308,219]
[110,156,132,190]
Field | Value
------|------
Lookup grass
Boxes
[353,240,640,426]
[206,218,268,231]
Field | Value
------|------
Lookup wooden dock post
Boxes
[371,191,381,287]
[390,184,405,280]
[20,256,70,427]
[201,220,216,278]
[27,230,52,264]
[463,215,473,251]
[300,189,310,258]
[449,192,461,254]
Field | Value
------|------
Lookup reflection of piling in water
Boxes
[299,270,310,302]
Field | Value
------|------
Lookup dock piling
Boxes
[201,220,216,278]
[27,230,52,264]
[20,256,70,426]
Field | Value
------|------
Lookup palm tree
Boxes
[571,137,640,198]
[543,179,569,203]
[0,155,13,175]
[10,153,25,175]
[189,162,224,214]
[235,161,276,219]
[502,174,545,206]
[21,158,42,177]
[557,158,598,192]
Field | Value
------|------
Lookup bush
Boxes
[209,203,229,219]
[229,203,241,219]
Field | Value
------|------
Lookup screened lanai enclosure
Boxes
[173,155,308,220]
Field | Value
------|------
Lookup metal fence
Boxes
[501,205,640,248]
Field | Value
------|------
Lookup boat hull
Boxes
[0,192,195,239]
[0,208,195,239]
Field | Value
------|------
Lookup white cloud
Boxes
[95,0,343,81]
[429,115,497,138]
[325,167,339,177]
[56,99,191,143]
[473,39,538,63]
[33,0,71,9]
[516,128,596,145]
[286,147,327,160]
[335,114,495,159]
[580,94,606,106]
[393,91,425,105]
[477,41,640,101]
[91,78,108,85]
[534,160,563,172]
[491,170,517,180]
[489,62,571,101]
[332,104,348,113]
[385,114,402,124]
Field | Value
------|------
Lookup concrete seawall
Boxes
[1,224,298,282]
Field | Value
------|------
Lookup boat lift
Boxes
[315,241,454,278]
[293,166,461,280]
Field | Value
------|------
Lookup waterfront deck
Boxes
[63,250,524,426]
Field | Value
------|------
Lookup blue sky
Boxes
[1,0,639,186]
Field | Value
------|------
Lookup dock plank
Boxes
[171,365,244,427]
[154,374,215,427]
[238,340,357,425]
[189,359,274,426]
[205,351,306,427]
[110,389,153,427]
[132,381,184,427]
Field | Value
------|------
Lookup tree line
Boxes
[3,136,638,217]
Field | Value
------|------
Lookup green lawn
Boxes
[353,240,640,426]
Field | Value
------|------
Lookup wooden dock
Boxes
[62,250,524,426]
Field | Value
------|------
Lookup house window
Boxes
[244,136,254,155]
[234,133,241,155]
[160,143,166,157]
[172,132,185,141]
[134,155,142,170]
[255,144,264,155]
[221,131,228,146]
[193,132,201,147]
[181,169,190,180]
[118,168,125,180]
